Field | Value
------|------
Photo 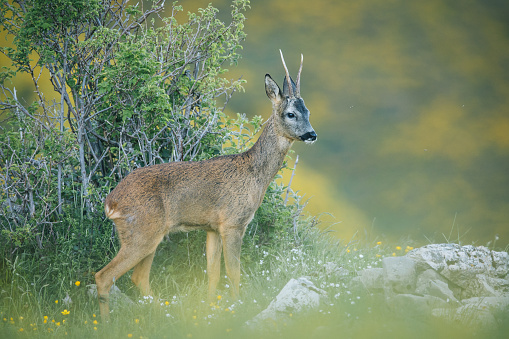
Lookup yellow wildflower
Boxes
[56,322,60,327]
[19,328,24,332]
[94,327,97,331]
[128,334,133,338]
[61,309,70,315]
[93,320,98,325]
[376,241,382,245]
[396,246,402,250]
[135,319,139,324]
[217,295,222,301]
[165,301,169,306]
[75,281,81,287]
[392,252,396,256]
[55,300,58,304]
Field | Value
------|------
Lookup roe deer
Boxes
[95,50,317,320]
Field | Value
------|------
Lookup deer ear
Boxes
[265,74,282,104]
[282,76,297,97]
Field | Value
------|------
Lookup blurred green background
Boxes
[193,0,509,245]
[3,0,508,245]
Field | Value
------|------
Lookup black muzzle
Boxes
[300,131,317,142]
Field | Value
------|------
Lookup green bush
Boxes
[0,0,251,257]
[0,0,306,301]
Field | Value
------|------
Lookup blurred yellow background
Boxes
[212,0,509,245]
[2,0,508,245]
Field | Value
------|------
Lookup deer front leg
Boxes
[221,228,243,300]
[206,230,223,301]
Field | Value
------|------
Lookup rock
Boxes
[484,275,509,292]
[415,269,462,299]
[407,243,509,298]
[407,244,508,278]
[461,295,509,323]
[458,304,498,328]
[416,279,460,305]
[87,284,133,307]
[383,256,417,295]
[492,251,509,278]
[62,292,72,306]
[323,262,350,279]
[416,268,448,284]
[246,277,326,328]
[461,296,509,310]
[431,305,497,332]
[355,268,384,291]
[388,294,450,317]
[406,243,460,272]
[464,274,500,298]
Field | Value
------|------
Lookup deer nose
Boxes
[300,131,317,142]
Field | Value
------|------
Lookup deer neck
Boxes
[245,115,293,184]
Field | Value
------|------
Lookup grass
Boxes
[1,219,507,339]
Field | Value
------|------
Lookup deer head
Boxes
[264,50,317,144]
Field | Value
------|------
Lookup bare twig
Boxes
[284,155,299,205]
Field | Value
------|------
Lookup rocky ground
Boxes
[247,243,509,335]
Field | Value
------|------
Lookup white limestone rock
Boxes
[383,256,417,295]
[246,277,326,328]
[355,268,384,291]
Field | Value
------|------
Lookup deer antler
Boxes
[279,49,293,97]
[296,54,303,97]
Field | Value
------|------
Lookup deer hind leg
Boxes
[95,225,163,321]
[221,228,244,300]
[206,230,223,300]
[95,246,145,321]
[131,250,156,296]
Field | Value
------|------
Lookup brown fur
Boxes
[95,53,316,320]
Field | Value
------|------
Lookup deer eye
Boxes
[287,112,296,119]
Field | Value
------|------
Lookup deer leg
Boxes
[206,230,223,301]
[95,235,162,321]
[221,229,243,300]
[131,249,156,296]
[95,247,144,321]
